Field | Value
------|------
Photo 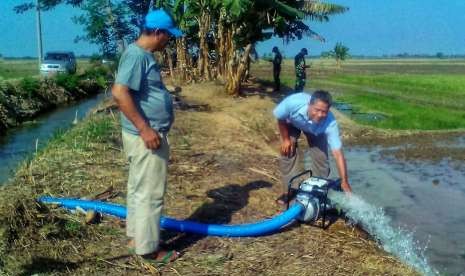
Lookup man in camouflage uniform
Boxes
[272,46,282,91]
[294,48,308,92]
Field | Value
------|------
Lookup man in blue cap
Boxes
[112,9,182,263]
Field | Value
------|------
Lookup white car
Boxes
[40,51,77,76]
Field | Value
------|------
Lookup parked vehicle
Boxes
[40,51,76,76]
[101,53,117,66]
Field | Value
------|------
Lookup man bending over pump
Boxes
[273,90,352,205]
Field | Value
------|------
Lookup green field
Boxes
[0,58,93,80]
[3,58,465,130]
[252,58,465,130]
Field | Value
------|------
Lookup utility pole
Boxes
[35,0,43,69]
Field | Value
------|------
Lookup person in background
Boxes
[111,9,182,263]
[271,46,283,91]
[273,90,352,205]
[294,48,309,92]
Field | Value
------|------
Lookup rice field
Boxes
[0,58,94,80]
[252,58,465,130]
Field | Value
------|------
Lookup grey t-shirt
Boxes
[115,43,174,135]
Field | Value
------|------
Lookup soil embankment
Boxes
[0,69,108,133]
[0,82,418,275]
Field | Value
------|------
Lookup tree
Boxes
[436,52,445,59]
[15,0,348,96]
[214,0,348,95]
[73,1,135,55]
[331,42,349,68]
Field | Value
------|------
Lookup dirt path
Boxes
[155,82,418,275]
[0,82,419,275]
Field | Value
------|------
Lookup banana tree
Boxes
[218,0,348,96]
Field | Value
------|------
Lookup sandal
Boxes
[142,250,179,266]
[128,240,167,255]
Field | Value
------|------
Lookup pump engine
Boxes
[287,170,341,224]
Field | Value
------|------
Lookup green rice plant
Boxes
[328,74,465,109]
[0,59,39,80]
[338,93,465,130]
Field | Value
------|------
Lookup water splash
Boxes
[329,192,438,276]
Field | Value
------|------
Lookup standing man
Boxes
[271,46,283,91]
[294,48,309,92]
[112,9,182,262]
[273,90,352,205]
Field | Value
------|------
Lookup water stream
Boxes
[321,144,465,275]
[329,192,438,275]
[0,92,107,185]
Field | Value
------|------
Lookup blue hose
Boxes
[38,196,304,237]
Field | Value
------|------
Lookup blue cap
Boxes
[144,9,182,37]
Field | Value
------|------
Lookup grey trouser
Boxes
[279,125,329,191]
[122,131,169,255]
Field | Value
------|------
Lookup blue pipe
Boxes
[38,196,304,237]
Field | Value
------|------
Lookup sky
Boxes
[1,0,465,58]
[0,0,99,57]
[257,0,465,57]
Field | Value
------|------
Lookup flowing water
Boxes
[0,92,107,185]
[329,192,438,275]
[313,142,465,276]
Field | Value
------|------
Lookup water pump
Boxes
[287,170,341,225]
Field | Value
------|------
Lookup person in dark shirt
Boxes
[271,46,282,91]
[294,48,309,92]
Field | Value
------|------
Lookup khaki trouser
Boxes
[279,125,329,191]
[122,131,169,255]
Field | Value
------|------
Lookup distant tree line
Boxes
[15,0,347,96]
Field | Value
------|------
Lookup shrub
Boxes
[81,66,110,87]
[55,74,80,92]
[19,77,40,99]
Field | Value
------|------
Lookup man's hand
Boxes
[140,125,161,150]
[341,180,352,194]
[280,138,295,158]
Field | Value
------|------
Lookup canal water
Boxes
[0,92,107,185]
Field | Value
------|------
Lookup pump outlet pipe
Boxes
[38,196,304,237]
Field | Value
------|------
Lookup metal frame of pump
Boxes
[286,170,342,227]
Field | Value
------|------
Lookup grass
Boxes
[0,59,39,80]
[322,74,465,108]
[252,58,465,130]
[337,93,465,129]
[0,59,94,80]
